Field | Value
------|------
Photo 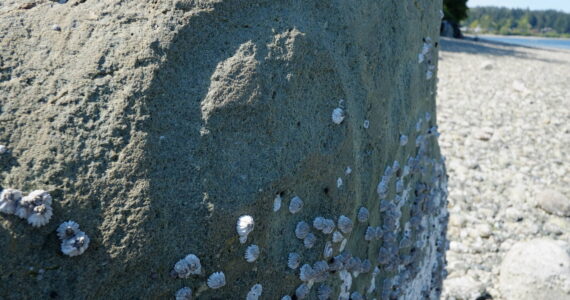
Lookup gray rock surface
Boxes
[443,276,486,300]
[537,190,570,217]
[0,1,445,298]
[499,239,570,300]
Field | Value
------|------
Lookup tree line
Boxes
[464,7,570,37]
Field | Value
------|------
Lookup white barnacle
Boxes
[281,296,292,300]
[317,284,332,300]
[321,219,335,234]
[299,264,314,282]
[245,244,260,263]
[246,284,263,300]
[365,226,377,241]
[395,178,404,193]
[323,241,333,258]
[345,167,352,175]
[174,254,202,278]
[339,238,348,252]
[236,215,254,244]
[17,190,52,220]
[27,204,53,227]
[332,107,345,124]
[25,190,53,206]
[175,287,192,300]
[288,252,301,269]
[303,233,316,249]
[357,207,369,223]
[363,120,370,129]
[337,215,353,234]
[332,231,344,243]
[0,188,22,215]
[312,260,330,282]
[61,231,90,257]
[57,221,80,240]
[295,221,310,239]
[295,283,310,299]
[0,145,7,154]
[289,196,303,214]
[399,135,408,146]
[207,272,226,289]
[313,217,326,231]
[336,177,343,188]
[273,194,282,212]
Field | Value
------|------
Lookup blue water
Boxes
[478,35,570,50]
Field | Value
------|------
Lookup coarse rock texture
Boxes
[0,1,445,298]
[536,189,570,217]
[499,239,570,300]
[439,37,570,300]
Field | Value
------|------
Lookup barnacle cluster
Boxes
[0,189,53,227]
[173,254,202,278]
[57,221,90,257]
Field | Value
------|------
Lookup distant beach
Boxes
[439,37,570,299]
[469,34,570,50]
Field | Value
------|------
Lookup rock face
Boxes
[0,1,446,298]
[499,239,570,300]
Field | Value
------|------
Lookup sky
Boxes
[468,0,570,13]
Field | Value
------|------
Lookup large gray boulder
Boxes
[499,239,570,300]
[0,1,446,298]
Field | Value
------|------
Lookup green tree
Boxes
[443,0,469,23]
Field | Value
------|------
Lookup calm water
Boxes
[478,35,570,50]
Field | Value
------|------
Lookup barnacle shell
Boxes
[288,252,301,269]
[303,233,317,249]
[61,231,90,257]
[339,238,348,252]
[361,259,372,273]
[396,178,404,193]
[313,217,326,230]
[236,215,254,244]
[246,284,262,300]
[299,264,314,282]
[399,135,409,146]
[337,215,353,234]
[0,188,22,215]
[295,283,310,299]
[289,196,303,214]
[332,108,345,124]
[363,120,370,129]
[57,221,81,240]
[281,296,292,300]
[312,260,330,282]
[317,284,332,300]
[0,145,7,154]
[332,231,344,243]
[357,207,369,223]
[295,221,310,239]
[323,241,333,259]
[365,226,377,241]
[345,166,352,175]
[175,287,192,300]
[27,204,53,227]
[336,177,343,188]
[245,244,260,263]
[273,194,282,212]
[321,219,335,234]
[207,271,226,289]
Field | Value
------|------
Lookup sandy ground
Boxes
[438,38,570,299]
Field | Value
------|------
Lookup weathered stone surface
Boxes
[443,275,486,300]
[499,239,570,300]
[537,189,570,217]
[0,1,445,298]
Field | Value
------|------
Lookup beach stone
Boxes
[0,1,447,299]
[443,276,486,300]
[499,239,570,300]
[536,190,570,217]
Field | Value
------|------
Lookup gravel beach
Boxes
[438,38,570,299]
